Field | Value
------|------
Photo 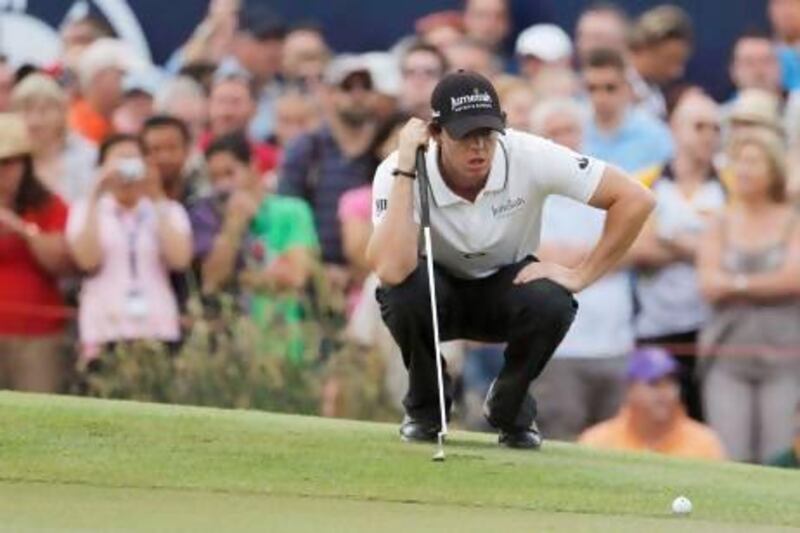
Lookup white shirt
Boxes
[372,129,606,279]
[635,172,726,338]
[541,195,634,358]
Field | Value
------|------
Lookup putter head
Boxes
[432,433,446,462]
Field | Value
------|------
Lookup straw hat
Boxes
[0,113,32,160]
[728,89,783,135]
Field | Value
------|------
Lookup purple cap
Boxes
[627,347,678,383]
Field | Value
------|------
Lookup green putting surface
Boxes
[0,392,798,532]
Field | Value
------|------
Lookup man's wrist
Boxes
[396,153,416,175]
[570,266,591,292]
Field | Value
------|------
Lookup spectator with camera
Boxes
[67,134,192,361]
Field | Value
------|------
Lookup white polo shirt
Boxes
[372,129,606,279]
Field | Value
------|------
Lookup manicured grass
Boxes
[0,392,798,532]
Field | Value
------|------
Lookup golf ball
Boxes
[672,496,692,515]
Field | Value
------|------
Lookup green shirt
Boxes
[247,195,318,362]
[768,448,800,469]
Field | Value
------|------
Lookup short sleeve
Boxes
[371,152,398,226]
[527,135,605,203]
[338,186,372,223]
[166,201,192,236]
[286,199,319,249]
[187,198,221,260]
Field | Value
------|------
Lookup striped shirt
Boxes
[277,126,373,264]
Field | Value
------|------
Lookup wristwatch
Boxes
[391,168,416,179]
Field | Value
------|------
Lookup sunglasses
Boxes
[340,73,373,93]
[586,83,621,94]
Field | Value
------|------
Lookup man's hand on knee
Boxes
[513,261,585,292]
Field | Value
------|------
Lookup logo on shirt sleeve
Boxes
[576,156,590,170]
[375,198,388,215]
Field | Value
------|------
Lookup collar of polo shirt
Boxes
[425,139,508,206]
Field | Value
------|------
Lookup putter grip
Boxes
[415,147,431,227]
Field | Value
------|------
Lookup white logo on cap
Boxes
[450,90,493,112]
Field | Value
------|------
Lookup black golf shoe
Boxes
[498,422,543,450]
[399,415,440,443]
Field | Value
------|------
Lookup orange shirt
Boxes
[578,407,727,461]
[68,99,111,144]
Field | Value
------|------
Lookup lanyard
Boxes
[117,206,147,286]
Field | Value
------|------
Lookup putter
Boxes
[416,146,448,463]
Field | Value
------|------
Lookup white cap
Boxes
[362,52,401,98]
[78,38,148,88]
[515,24,573,62]
[324,54,371,86]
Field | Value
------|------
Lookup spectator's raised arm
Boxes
[67,172,110,273]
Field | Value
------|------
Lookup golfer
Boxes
[367,71,655,449]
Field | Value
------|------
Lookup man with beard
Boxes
[278,55,382,283]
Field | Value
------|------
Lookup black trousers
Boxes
[376,257,578,431]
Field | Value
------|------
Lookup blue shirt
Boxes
[778,44,800,91]
[277,126,373,264]
[584,108,674,173]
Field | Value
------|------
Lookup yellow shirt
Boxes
[578,407,727,461]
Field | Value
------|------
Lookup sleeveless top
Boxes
[699,213,800,359]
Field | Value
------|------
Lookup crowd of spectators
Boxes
[1,0,800,469]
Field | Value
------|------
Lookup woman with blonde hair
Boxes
[698,129,800,463]
[11,73,97,204]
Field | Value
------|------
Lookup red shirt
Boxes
[198,131,279,175]
[0,196,69,336]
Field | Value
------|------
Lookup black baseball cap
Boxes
[430,70,506,139]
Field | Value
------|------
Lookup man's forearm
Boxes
[366,177,419,285]
[576,190,655,290]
